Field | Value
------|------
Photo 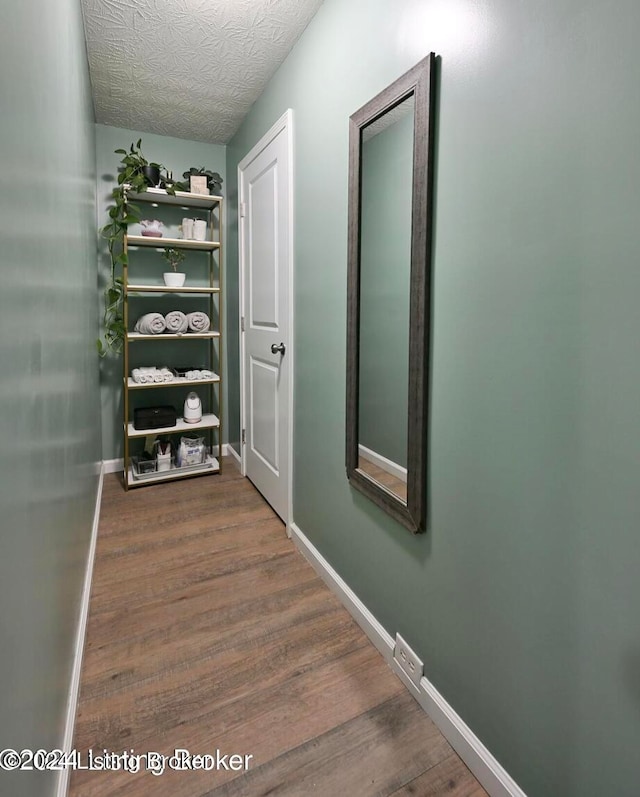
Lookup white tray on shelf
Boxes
[129,455,219,482]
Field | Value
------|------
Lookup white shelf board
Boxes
[127,331,220,341]
[127,376,220,389]
[127,283,220,294]
[127,235,220,250]
[126,187,221,209]
[127,413,220,438]
[127,457,220,487]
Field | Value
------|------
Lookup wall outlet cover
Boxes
[394,633,423,688]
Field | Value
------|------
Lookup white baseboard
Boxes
[289,522,527,797]
[358,444,407,484]
[291,522,393,664]
[222,443,241,466]
[103,457,123,474]
[56,464,104,797]
[103,445,240,475]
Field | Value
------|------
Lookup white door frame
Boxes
[238,108,295,531]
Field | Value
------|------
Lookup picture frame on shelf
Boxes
[190,175,209,194]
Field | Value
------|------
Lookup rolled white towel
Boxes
[186,311,210,333]
[132,369,144,384]
[159,367,174,382]
[165,310,188,333]
[134,313,166,335]
[200,369,215,379]
[153,372,164,383]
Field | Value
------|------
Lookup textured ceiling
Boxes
[81,0,324,144]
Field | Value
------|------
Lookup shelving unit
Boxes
[126,414,220,438]
[127,331,220,341]
[127,376,220,390]
[127,234,220,251]
[122,188,223,489]
[127,284,220,294]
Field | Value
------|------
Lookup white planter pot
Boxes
[163,272,186,288]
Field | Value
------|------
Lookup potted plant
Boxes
[97,140,172,356]
[162,248,186,287]
[175,167,223,195]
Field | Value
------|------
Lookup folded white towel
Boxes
[134,313,166,335]
[165,310,188,333]
[186,311,210,333]
[133,366,178,384]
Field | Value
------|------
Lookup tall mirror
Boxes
[346,54,436,533]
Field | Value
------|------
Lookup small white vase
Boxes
[163,272,186,288]
[193,219,207,241]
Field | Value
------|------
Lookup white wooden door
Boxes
[239,111,292,523]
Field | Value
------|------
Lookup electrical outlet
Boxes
[393,633,423,688]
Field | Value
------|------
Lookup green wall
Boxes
[359,110,413,467]
[227,1,640,794]
[96,124,226,461]
[0,0,100,794]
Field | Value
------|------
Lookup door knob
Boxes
[271,342,286,355]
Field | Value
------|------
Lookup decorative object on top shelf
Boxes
[174,167,223,196]
[161,170,175,191]
[190,175,208,195]
[161,248,186,287]
[98,139,174,357]
[140,219,164,238]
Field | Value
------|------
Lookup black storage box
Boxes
[133,405,177,430]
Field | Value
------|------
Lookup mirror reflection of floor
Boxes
[358,455,407,503]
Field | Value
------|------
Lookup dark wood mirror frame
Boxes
[346,54,436,533]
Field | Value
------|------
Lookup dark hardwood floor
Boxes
[70,459,486,796]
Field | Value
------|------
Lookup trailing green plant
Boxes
[97,139,171,357]
[161,247,186,272]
